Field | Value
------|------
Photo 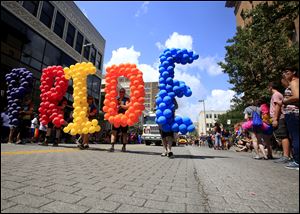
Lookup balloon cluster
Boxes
[38,66,68,127]
[103,64,145,128]
[155,48,199,134]
[63,62,101,135]
[5,68,33,126]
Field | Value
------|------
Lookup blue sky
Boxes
[75,1,237,122]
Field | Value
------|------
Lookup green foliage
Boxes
[217,108,245,131]
[219,1,299,105]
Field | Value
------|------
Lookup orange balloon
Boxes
[103,106,109,112]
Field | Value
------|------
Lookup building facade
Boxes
[1,1,105,112]
[198,110,226,135]
[225,1,299,42]
[144,82,158,112]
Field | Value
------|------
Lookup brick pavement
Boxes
[1,143,299,213]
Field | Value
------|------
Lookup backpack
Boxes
[252,111,263,128]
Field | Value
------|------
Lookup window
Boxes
[206,114,208,119]
[75,32,83,54]
[22,28,46,62]
[66,22,75,47]
[43,42,61,66]
[90,46,96,65]
[214,114,218,119]
[61,52,76,68]
[53,11,65,38]
[40,1,54,28]
[83,39,90,60]
[97,52,102,70]
[22,1,39,16]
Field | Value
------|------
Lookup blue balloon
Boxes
[156,97,163,105]
[162,61,169,68]
[193,53,199,60]
[159,67,165,73]
[185,89,192,97]
[163,109,173,119]
[166,77,173,85]
[159,102,167,110]
[156,109,163,117]
[168,92,175,99]
[157,116,167,125]
[173,79,179,86]
[174,116,182,124]
[179,124,187,133]
[166,57,174,64]
[162,71,169,78]
[182,117,192,126]
[159,84,166,90]
[163,96,172,105]
[173,86,180,93]
[187,125,195,132]
[160,56,167,63]
[171,123,179,132]
[162,124,171,132]
[167,66,174,72]
[159,90,168,98]
[166,85,173,92]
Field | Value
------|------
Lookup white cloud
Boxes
[105,46,158,82]
[157,32,193,50]
[135,1,150,17]
[156,32,223,76]
[105,46,140,67]
[205,89,236,111]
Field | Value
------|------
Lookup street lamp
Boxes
[198,100,207,135]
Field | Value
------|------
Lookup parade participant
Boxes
[282,67,299,170]
[159,98,178,158]
[78,95,97,150]
[16,96,34,144]
[40,97,68,147]
[109,88,130,152]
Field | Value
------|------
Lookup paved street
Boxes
[1,143,299,213]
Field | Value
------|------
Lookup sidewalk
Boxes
[1,143,299,213]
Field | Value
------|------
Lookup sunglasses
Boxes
[119,91,125,93]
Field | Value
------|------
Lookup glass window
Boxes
[92,76,100,93]
[53,11,65,38]
[43,42,61,65]
[75,32,83,54]
[66,22,75,47]
[22,28,46,61]
[83,39,90,60]
[97,52,102,70]
[90,46,96,65]
[22,1,39,16]
[61,52,76,67]
[40,1,54,28]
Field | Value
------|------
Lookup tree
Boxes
[217,108,244,131]
[219,1,299,105]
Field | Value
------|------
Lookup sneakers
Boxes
[167,152,175,159]
[274,156,290,164]
[108,146,115,152]
[161,152,167,157]
[39,142,48,146]
[52,143,59,147]
[253,155,261,160]
[285,161,299,170]
[121,145,126,152]
[78,144,89,150]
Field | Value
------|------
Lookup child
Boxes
[30,113,39,143]
[38,123,47,143]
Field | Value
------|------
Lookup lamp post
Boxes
[198,100,207,135]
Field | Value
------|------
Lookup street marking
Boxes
[1,149,79,156]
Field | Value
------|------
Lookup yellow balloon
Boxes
[89,127,96,133]
[95,126,101,132]
[82,127,88,134]
[70,129,77,136]
[63,127,69,133]
[92,119,98,126]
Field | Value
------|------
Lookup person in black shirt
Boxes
[109,88,130,152]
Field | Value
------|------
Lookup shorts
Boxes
[159,129,174,139]
[112,125,128,134]
[273,118,289,140]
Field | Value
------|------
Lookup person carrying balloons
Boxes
[40,97,68,147]
[109,88,130,152]
[159,98,178,158]
[78,95,97,150]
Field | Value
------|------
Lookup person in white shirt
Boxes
[30,114,39,143]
